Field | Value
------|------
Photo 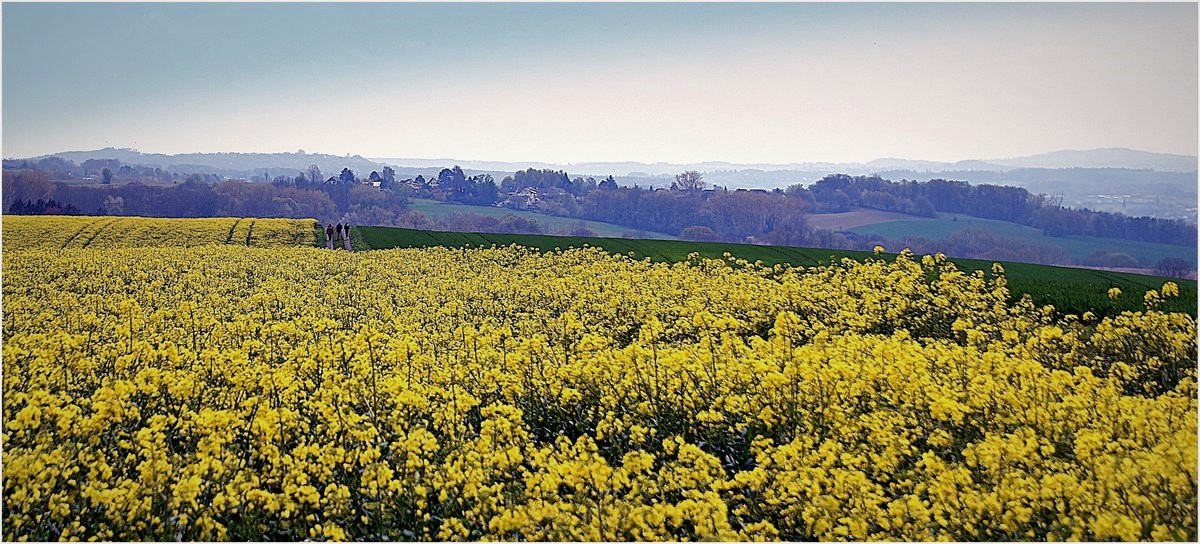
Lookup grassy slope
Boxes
[406,199,677,240]
[349,225,1197,318]
[849,213,1197,266]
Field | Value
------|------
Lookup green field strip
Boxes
[313,222,326,248]
[353,225,1196,318]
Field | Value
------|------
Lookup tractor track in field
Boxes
[225,218,242,245]
[59,220,95,248]
[79,219,119,249]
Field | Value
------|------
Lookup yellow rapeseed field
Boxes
[1,215,316,249]
[1,216,1196,541]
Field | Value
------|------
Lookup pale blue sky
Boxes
[3,2,1196,164]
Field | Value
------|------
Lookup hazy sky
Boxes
[3,2,1196,164]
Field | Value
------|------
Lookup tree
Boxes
[672,170,705,192]
[339,168,356,184]
[102,195,125,215]
[101,168,113,185]
[697,190,807,243]
[437,168,456,188]
[679,225,720,242]
[1085,251,1139,268]
[497,214,545,234]
[83,158,120,176]
[34,156,78,179]
[912,196,937,218]
[307,165,323,185]
[437,167,469,198]
[599,175,619,190]
[2,170,54,210]
[1154,257,1192,279]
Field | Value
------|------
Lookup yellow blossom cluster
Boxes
[1,218,1196,541]
[1,215,315,249]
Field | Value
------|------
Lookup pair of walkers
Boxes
[325,222,353,251]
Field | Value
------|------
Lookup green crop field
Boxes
[337,224,1196,318]
[405,198,677,240]
[850,213,1197,266]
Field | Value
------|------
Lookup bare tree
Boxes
[1155,257,1193,279]
[307,164,323,185]
[672,170,705,192]
[102,195,124,215]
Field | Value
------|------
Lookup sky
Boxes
[2,1,1197,165]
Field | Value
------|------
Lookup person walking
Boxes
[343,224,353,251]
[325,223,335,249]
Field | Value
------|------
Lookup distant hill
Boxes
[866,158,978,172]
[27,147,1195,183]
[373,148,1197,178]
[371,157,867,178]
[866,149,1197,174]
[38,148,387,179]
[873,167,1197,198]
[870,167,1197,222]
[985,148,1197,172]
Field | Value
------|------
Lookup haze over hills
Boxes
[15,146,1198,221]
[370,148,1197,177]
[36,148,383,180]
[25,146,1196,180]
[985,148,1198,172]
[365,149,1198,221]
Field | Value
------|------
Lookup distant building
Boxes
[499,187,540,210]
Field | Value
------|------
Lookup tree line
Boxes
[3,162,1193,272]
[792,174,1195,247]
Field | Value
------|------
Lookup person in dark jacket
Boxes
[325,223,335,249]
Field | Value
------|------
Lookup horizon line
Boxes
[12,145,1198,169]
